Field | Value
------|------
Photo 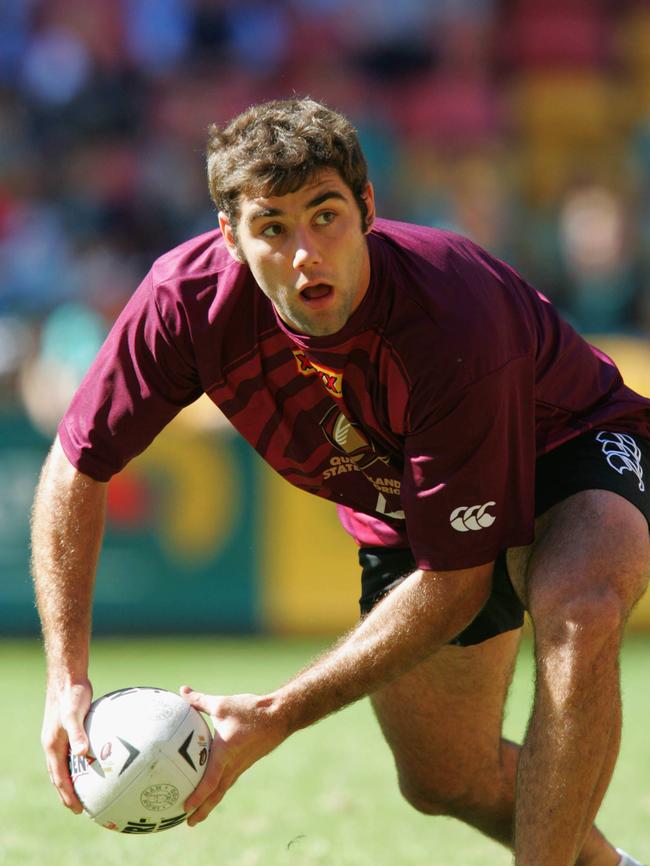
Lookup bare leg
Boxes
[371,628,620,865]
[507,491,650,866]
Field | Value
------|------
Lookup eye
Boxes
[260,223,284,238]
[314,210,336,226]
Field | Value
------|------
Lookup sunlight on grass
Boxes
[1,634,648,866]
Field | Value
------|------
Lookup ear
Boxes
[218,211,242,262]
[361,182,376,234]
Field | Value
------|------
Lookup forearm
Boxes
[271,563,493,735]
[31,437,107,686]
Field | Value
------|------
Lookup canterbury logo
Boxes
[596,431,645,492]
[450,502,496,532]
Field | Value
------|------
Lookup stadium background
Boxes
[1,0,650,637]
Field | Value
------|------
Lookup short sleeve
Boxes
[58,272,203,480]
[402,356,536,571]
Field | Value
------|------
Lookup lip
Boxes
[297,280,335,305]
[297,278,333,291]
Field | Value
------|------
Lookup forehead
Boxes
[239,169,352,217]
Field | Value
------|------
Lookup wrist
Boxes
[46,665,90,695]
[262,687,303,739]
[265,679,327,737]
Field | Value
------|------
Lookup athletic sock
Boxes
[616,848,645,866]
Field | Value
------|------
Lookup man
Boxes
[32,98,649,866]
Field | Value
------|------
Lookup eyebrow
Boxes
[247,190,348,224]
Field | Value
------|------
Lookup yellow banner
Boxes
[260,469,359,634]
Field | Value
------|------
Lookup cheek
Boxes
[249,257,288,299]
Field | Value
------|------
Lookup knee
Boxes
[397,773,473,818]
[531,586,628,658]
[529,498,650,651]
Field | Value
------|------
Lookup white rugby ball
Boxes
[69,686,212,834]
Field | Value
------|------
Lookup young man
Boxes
[32,98,649,866]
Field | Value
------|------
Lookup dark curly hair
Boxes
[206,97,370,234]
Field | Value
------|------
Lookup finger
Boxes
[183,763,222,813]
[42,723,82,813]
[49,767,82,812]
[183,730,226,814]
[46,749,84,813]
[179,685,218,716]
[186,772,236,827]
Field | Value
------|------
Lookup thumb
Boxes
[180,685,218,716]
[65,719,89,757]
[64,683,91,756]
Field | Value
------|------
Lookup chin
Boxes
[284,300,352,337]
[303,316,347,337]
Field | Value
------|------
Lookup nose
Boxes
[292,228,322,270]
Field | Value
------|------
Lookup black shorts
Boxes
[358,429,650,646]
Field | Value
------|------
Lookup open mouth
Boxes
[299,282,333,302]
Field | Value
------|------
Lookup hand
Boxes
[41,678,93,813]
[180,685,289,826]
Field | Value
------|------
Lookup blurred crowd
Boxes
[2,0,650,432]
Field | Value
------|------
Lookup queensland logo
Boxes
[596,431,645,492]
[320,406,389,471]
[450,502,496,532]
[293,350,343,398]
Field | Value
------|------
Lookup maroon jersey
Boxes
[59,220,650,571]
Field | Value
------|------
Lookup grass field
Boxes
[1,634,649,866]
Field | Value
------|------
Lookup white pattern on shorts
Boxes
[595,431,645,492]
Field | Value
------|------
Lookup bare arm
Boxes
[31,436,108,812]
[273,562,493,732]
[182,560,494,824]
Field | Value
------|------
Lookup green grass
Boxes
[1,635,649,865]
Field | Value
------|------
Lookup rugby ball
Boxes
[69,686,212,834]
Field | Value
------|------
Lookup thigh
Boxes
[371,628,522,797]
[507,489,650,617]
[507,431,650,616]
